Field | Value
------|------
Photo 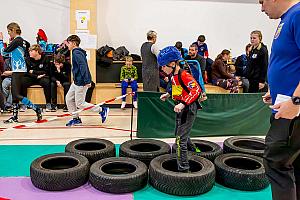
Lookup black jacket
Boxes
[25,54,50,79]
[51,62,71,83]
[71,48,91,86]
[246,43,269,83]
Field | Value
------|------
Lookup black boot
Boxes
[34,106,43,122]
[4,103,19,123]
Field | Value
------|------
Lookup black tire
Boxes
[223,137,265,157]
[30,153,90,191]
[65,138,115,164]
[214,153,269,191]
[149,154,215,196]
[89,157,148,193]
[171,140,223,161]
[119,139,171,166]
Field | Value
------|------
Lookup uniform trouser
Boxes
[264,114,300,200]
[175,102,198,171]
[121,80,137,101]
[248,79,260,93]
[51,81,71,105]
[22,76,51,104]
[66,83,102,118]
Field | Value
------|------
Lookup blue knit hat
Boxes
[157,46,183,66]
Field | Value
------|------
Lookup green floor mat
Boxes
[0,144,120,177]
[134,184,272,200]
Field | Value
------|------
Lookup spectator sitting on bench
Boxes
[51,54,71,112]
[23,44,52,111]
[120,56,138,109]
[211,49,240,93]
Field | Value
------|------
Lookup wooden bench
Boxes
[27,85,65,104]
[27,83,242,105]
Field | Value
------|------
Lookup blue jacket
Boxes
[71,47,91,86]
[0,36,30,72]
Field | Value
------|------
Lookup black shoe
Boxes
[51,104,58,112]
[35,107,43,121]
[63,105,68,112]
[4,116,18,123]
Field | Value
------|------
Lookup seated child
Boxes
[120,56,138,109]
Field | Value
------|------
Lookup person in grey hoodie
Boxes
[65,35,109,126]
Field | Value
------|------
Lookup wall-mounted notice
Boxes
[76,10,90,29]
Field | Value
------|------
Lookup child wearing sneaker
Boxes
[65,35,109,126]
[120,56,138,109]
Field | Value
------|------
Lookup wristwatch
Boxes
[291,96,300,105]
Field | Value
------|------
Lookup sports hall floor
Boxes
[0,109,271,200]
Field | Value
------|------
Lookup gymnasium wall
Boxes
[97,0,279,58]
[0,0,70,46]
[0,0,279,59]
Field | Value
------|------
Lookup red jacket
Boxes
[171,70,201,105]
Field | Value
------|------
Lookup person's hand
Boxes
[56,80,62,87]
[160,93,170,101]
[271,100,299,119]
[85,83,92,88]
[37,74,45,79]
[164,77,169,82]
[174,103,185,113]
[259,83,265,90]
[262,92,272,105]
[0,32,3,40]
[235,76,240,81]
[29,70,33,74]
[200,93,207,102]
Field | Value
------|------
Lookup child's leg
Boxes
[66,83,78,118]
[131,80,138,101]
[74,84,102,113]
[121,80,128,101]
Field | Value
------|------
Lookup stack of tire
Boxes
[30,138,221,196]
[214,136,269,191]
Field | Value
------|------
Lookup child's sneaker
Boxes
[66,118,82,126]
[45,103,52,112]
[3,116,18,123]
[100,107,109,123]
[121,101,126,109]
[133,101,138,109]
[62,105,68,112]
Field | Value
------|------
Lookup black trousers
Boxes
[248,79,260,93]
[22,76,51,104]
[175,102,198,171]
[12,72,25,103]
[51,81,71,105]
[264,114,300,200]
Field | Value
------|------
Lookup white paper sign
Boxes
[76,10,90,29]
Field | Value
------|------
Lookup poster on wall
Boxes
[76,10,90,29]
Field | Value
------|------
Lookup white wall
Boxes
[98,0,279,58]
[0,0,69,45]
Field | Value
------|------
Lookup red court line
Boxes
[13,125,137,133]
[0,135,137,141]
[11,114,136,117]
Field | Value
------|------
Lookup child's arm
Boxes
[120,66,125,81]
[133,66,138,80]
